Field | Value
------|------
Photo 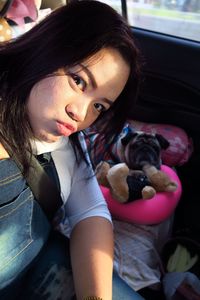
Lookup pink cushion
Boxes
[101,165,182,225]
[128,120,193,166]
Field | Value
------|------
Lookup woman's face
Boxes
[27,47,130,142]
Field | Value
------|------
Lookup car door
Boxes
[125,2,200,251]
[124,0,200,234]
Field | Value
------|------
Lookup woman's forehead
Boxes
[84,48,130,96]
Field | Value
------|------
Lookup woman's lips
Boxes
[56,121,76,136]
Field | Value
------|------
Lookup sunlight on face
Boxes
[27,47,130,142]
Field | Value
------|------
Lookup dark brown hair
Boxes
[0,0,141,173]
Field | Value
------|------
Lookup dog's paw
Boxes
[95,161,111,187]
[164,181,178,192]
[107,163,129,179]
[111,188,129,203]
[142,186,156,199]
[107,163,129,203]
[149,171,178,192]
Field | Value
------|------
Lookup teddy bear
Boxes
[95,128,178,203]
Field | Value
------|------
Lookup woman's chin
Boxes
[37,132,61,143]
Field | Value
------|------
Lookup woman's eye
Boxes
[71,74,86,91]
[94,103,107,113]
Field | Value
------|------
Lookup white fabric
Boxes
[113,217,173,291]
[32,135,111,236]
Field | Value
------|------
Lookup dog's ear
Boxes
[121,131,138,146]
[155,134,170,149]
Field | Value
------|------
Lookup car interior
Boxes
[91,1,200,298]
[1,0,200,299]
[130,26,200,300]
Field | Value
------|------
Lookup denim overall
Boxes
[0,156,145,300]
[0,155,51,287]
[0,154,77,300]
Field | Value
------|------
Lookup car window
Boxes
[100,0,200,42]
[98,0,123,14]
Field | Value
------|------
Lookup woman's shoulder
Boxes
[0,162,29,211]
[0,143,9,160]
[0,144,26,202]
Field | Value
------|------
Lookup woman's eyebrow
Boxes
[80,63,97,88]
[80,63,113,105]
[103,98,114,106]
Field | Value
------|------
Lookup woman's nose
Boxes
[65,102,88,122]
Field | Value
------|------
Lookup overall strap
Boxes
[24,153,63,222]
[4,145,63,222]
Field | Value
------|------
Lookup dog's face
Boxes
[120,130,170,170]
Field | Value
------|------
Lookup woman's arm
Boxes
[70,216,114,300]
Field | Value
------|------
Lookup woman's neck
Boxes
[31,136,69,155]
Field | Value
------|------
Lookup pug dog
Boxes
[95,127,177,203]
[119,129,170,171]
[116,128,177,200]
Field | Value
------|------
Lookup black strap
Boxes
[5,147,63,222]
[24,153,63,222]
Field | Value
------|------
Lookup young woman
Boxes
[0,1,144,299]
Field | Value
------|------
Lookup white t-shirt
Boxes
[32,134,111,236]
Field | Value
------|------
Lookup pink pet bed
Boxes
[101,165,182,225]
